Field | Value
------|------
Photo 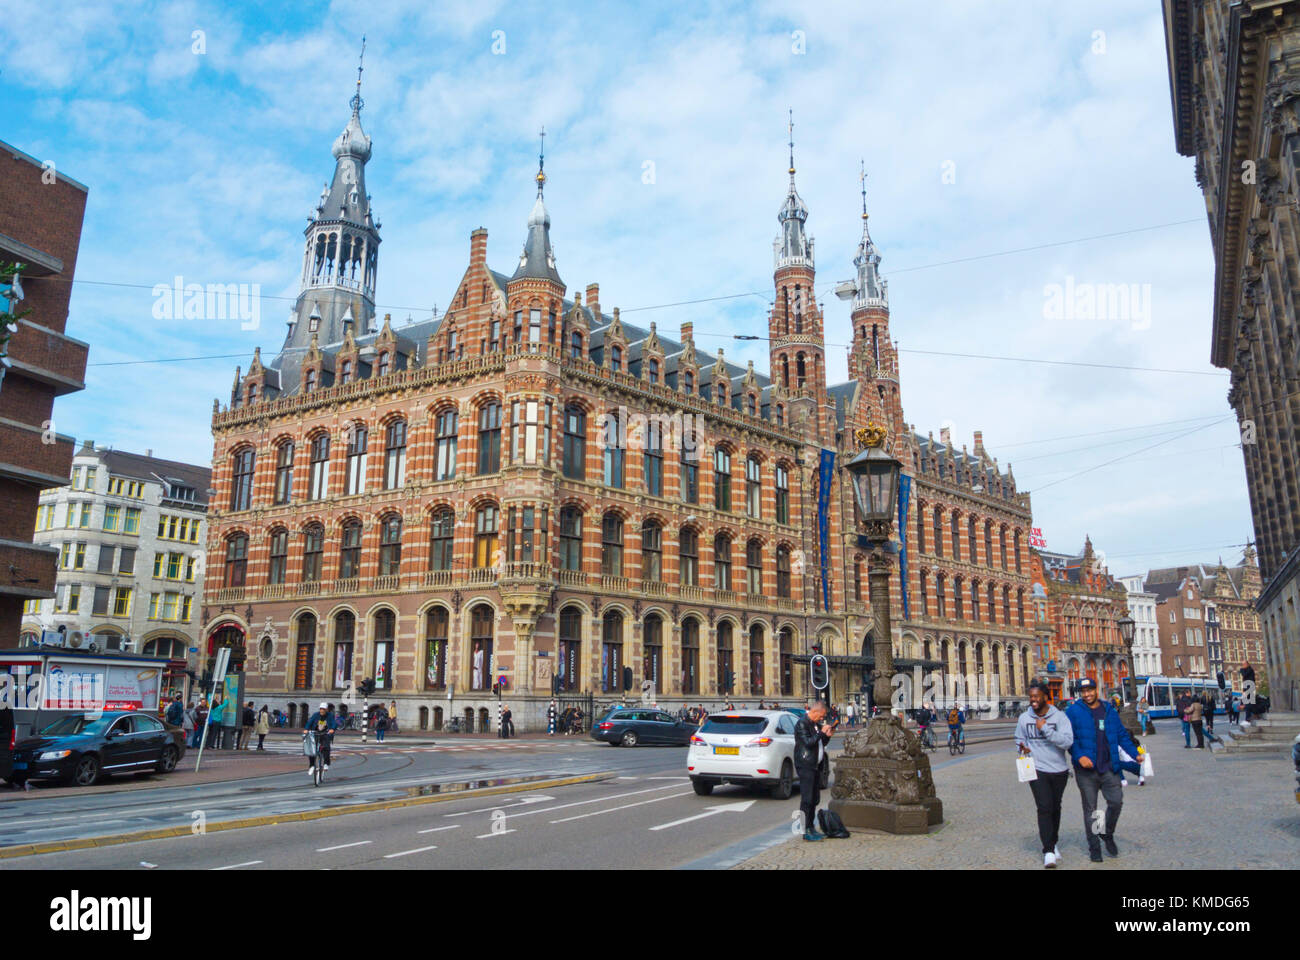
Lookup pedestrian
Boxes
[1064,677,1141,863]
[502,704,515,738]
[388,700,399,734]
[1240,662,1256,726]
[1136,698,1153,736]
[1016,680,1075,868]
[240,700,255,750]
[1202,692,1215,737]
[255,705,270,750]
[846,701,856,728]
[192,698,208,749]
[1176,691,1194,747]
[182,700,196,744]
[1185,695,1204,748]
[794,700,834,841]
[376,708,388,743]
[1227,694,1240,724]
[164,693,184,727]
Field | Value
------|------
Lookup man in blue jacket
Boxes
[1065,677,1139,863]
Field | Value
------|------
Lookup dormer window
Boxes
[648,358,659,384]
[305,369,316,392]
[716,383,727,404]
[448,329,459,356]
[246,384,257,404]
[377,352,390,377]
[747,395,756,416]
[611,345,622,371]
[309,315,320,333]
[684,371,695,394]
[340,360,352,384]
[570,331,583,360]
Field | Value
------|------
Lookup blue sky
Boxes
[4,0,1252,577]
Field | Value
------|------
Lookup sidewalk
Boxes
[736,731,1297,870]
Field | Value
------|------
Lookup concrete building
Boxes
[21,442,211,700]
[0,140,88,641]
[1163,0,1300,710]
[1118,575,1162,677]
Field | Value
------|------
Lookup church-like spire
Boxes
[512,126,563,284]
[852,161,887,305]
[775,109,813,269]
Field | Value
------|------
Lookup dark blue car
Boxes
[7,711,186,787]
[592,707,697,747]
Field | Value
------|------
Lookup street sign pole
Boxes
[194,647,231,772]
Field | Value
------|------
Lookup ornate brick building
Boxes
[204,87,1036,730]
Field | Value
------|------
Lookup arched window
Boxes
[602,413,624,488]
[230,448,254,511]
[681,443,699,504]
[715,379,727,405]
[333,612,355,688]
[305,368,316,392]
[345,424,368,495]
[776,545,791,598]
[681,617,700,694]
[378,515,402,576]
[775,464,789,524]
[796,353,806,387]
[936,575,947,618]
[602,611,624,693]
[469,604,494,690]
[429,509,455,571]
[560,507,583,571]
[268,529,288,585]
[424,607,448,689]
[714,447,731,512]
[294,613,316,690]
[853,558,863,602]
[339,520,363,579]
[642,520,662,581]
[971,582,981,622]
[680,528,699,587]
[999,526,1008,570]
[224,534,248,588]
[1013,530,1023,573]
[601,514,624,577]
[782,355,790,388]
[919,571,930,616]
[569,330,583,359]
[968,515,978,561]
[779,627,794,695]
[373,609,395,691]
[558,605,582,692]
[274,441,294,505]
[302,524,324,582]
[746,539,762,594]
[714,534,732,591]
[987,582,997,624]
[644,614,663,693]
[749,623,765,694]
[477,402,502,474]
[309,433,329,499]
[474,504,499,568]
[563,404,586,479]
[717,621,734,694]
[644,418,663,497]
[384,420,407,489]
[435,409,458,481]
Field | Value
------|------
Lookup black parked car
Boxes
[592,707,697,747]
[7,711,186,787]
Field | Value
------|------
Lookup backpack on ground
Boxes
[817,808,851,839]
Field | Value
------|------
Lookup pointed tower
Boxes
[508,127,568,357]
[768,112,830,441]
[278,40,381,388]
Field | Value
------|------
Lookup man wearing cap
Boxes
[305,703,337,775]
[1065,677,1140,863]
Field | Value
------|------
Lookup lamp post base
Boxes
[827,714,944,835]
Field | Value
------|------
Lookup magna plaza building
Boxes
[203,84,1038,731]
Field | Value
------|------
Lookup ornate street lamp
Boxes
[1115,613,1140,736]
[829,424,942,834]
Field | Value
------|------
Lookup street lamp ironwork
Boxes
[1115,613,1141,736]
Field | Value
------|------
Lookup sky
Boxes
[2,0,1253,579]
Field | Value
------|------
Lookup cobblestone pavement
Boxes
[736,729,1299,869]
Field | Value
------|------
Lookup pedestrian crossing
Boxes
[253,738,555,757]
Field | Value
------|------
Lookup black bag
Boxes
[817,809,851,839]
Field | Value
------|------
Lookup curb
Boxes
[0,770,616,860]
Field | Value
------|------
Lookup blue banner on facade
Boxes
[818,449,835,611]
[897,473,912,621]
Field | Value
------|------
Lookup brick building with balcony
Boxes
[204,88,1037,730]
[0,140,89,641]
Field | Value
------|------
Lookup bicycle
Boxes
[917,724,936,752]
[947,727,966,756]
[306,730,331,787]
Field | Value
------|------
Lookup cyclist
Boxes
[305,702,337,776]
[947,703,966,746]
[915,703,935,747]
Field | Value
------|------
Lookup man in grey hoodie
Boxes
[1016,679,1075,868]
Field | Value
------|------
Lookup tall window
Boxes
[714,448,731,511]
[968,515,978,562]
[932,509,943,558]
[644,419,663,497]
[717,621,734,694]
[384,420,407,489]
[305,369,316,392]
[644,615,663,693]
[294,614,316,690]
[558,606,581,692]
[345,424,368,495]
[509,505,545,562]
[776,545,791,598]
[511,399,552,465]
[563,405,586,479]
[642,521,662,581]
[602,612,624,693]
[749,623,765,694]
[560,507,583,571]
[469,604,493,691]
[274,441,294,505]
[373,610,396,691]
[601,514,624,577]
[478,402,502,474]
[684,370,695,394]
[951,511,961,561]
[435,409,458,480]
[611,344,622,371]
[680,528,699,587]
[424,607,448,689]
[746,455,761,518]
[779,627,794,695]
[602,413,624,488]
[714,534,732,591]
[971,582,981,622]
[429,509,455,570]
[230,448,254,511]
[681,447,699,504]
[746,539,762,594]
[999,527,1008,570]
[377,351,390,377]
[474,504,499,568]
[648,358,659,384]
[302,524,324,582]
[339,520,363,579]
[309,434,330,499]
[333,612,355,689]
[775,464,789,524]
[936,575,947,618]
[378,515,402,576]
[681,618,699,694]
[853,559,863,602]
[570,330,583,359]
[268,529,288,585]
[528,307,542,345]
[224,534,247,588]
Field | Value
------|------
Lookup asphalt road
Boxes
[2,731,1011,870]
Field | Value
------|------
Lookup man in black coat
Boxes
[794,701,834,842]
[1240,662,1257,725]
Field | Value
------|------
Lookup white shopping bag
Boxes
[1140,751,1153,778]
[1016,755,1037,782]
[303,733,317,758]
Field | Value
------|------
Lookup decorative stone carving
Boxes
[1255,157,1289,209]
[1265,73,1300,137]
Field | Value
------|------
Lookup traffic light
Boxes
[810,654,829,691]
[358,678,375,697]
[492,683,500,695]
[724,670,735,693]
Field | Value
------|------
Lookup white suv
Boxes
[687,710,808,799]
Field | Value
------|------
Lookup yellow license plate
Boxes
[714,746,739,755]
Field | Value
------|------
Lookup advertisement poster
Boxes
[222,674,240,726]
[42,661,162,711]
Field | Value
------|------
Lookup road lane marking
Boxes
[384,845,438,858]
[417,825,462,834]
[474,829,517,838]
[316,840,372,852]
[490,783,688,822]
[213,860,263,870]
[549,790,694,823]
[649,799,757,831]
[443,794,557,818]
